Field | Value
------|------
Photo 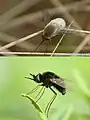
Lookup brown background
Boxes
[0,0,90,54]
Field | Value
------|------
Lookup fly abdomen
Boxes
[52,83,66,95]
[43,18,66,40]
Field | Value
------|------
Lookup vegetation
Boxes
[0,57,90,120]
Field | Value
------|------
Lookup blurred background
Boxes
[0,0,90,55]
[0,57,90,120]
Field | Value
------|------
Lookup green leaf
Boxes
[21,93,48,120]
[72,69,90,98]
[57,104,73,120]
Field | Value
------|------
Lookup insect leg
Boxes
[35,87,46,103]
[44,40,48,53]
[34,39,44,52]
[48,39,53,52]
[45,87,57,117]
[35,86,44,99]
[26,85,41,95]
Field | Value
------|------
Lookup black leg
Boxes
[26,85,41,95]
[44,40,49,53]
[34,39,44,52]
[44,39,52,54]
[48,39,52,49]
[35,87,45,103]
[35,86,44,99]
[45,87,57,117]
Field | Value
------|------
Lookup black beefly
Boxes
[25,71,66,95]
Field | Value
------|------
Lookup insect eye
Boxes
[36,74,42,83]
[37,74,40,80]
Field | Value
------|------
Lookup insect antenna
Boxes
[29,73,35,77]
[45,87,57,117]
[24,76,34,80]
[25,74,43,95]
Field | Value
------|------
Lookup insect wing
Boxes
[42,10,51,25]
[50,77,65,88]
[50,77,74,91]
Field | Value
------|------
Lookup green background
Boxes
[0,57,90,120]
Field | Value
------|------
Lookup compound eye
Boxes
[37,74,40,80]
[36,74,41,82]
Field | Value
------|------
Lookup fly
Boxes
[34,11,90,53]
[35,18,66,52]
[25,71,68,117]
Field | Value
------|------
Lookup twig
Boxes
[50,0,82,29]
[60,28,90,34]
[0,30,43,52]
[0,0,43,27]
[66,0,90,11]
[73,35,90,53]
[50,0,90,54]
[0,52,90,56]
[1,4,90,31]
[51,21,74,56]
[0,32,34,50]
[0,45,15,56]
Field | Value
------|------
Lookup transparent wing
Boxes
[42,10,51,25]
[50,77,65,88]
[50,77,74,91]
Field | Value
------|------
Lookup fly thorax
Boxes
[43,23,56,39]
[43,78,50,87]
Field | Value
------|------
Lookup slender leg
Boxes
[45,87,57,117]
[48,39,53,54]
[36,87,46,103]
[44,41,48,53]
[26,85,41,95]
[35,86,44,99]
[48,39,52,48]
[34,39,44,52]
[46,94,56,117]
[44,39,52,54]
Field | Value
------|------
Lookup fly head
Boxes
[34,73,43,83]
